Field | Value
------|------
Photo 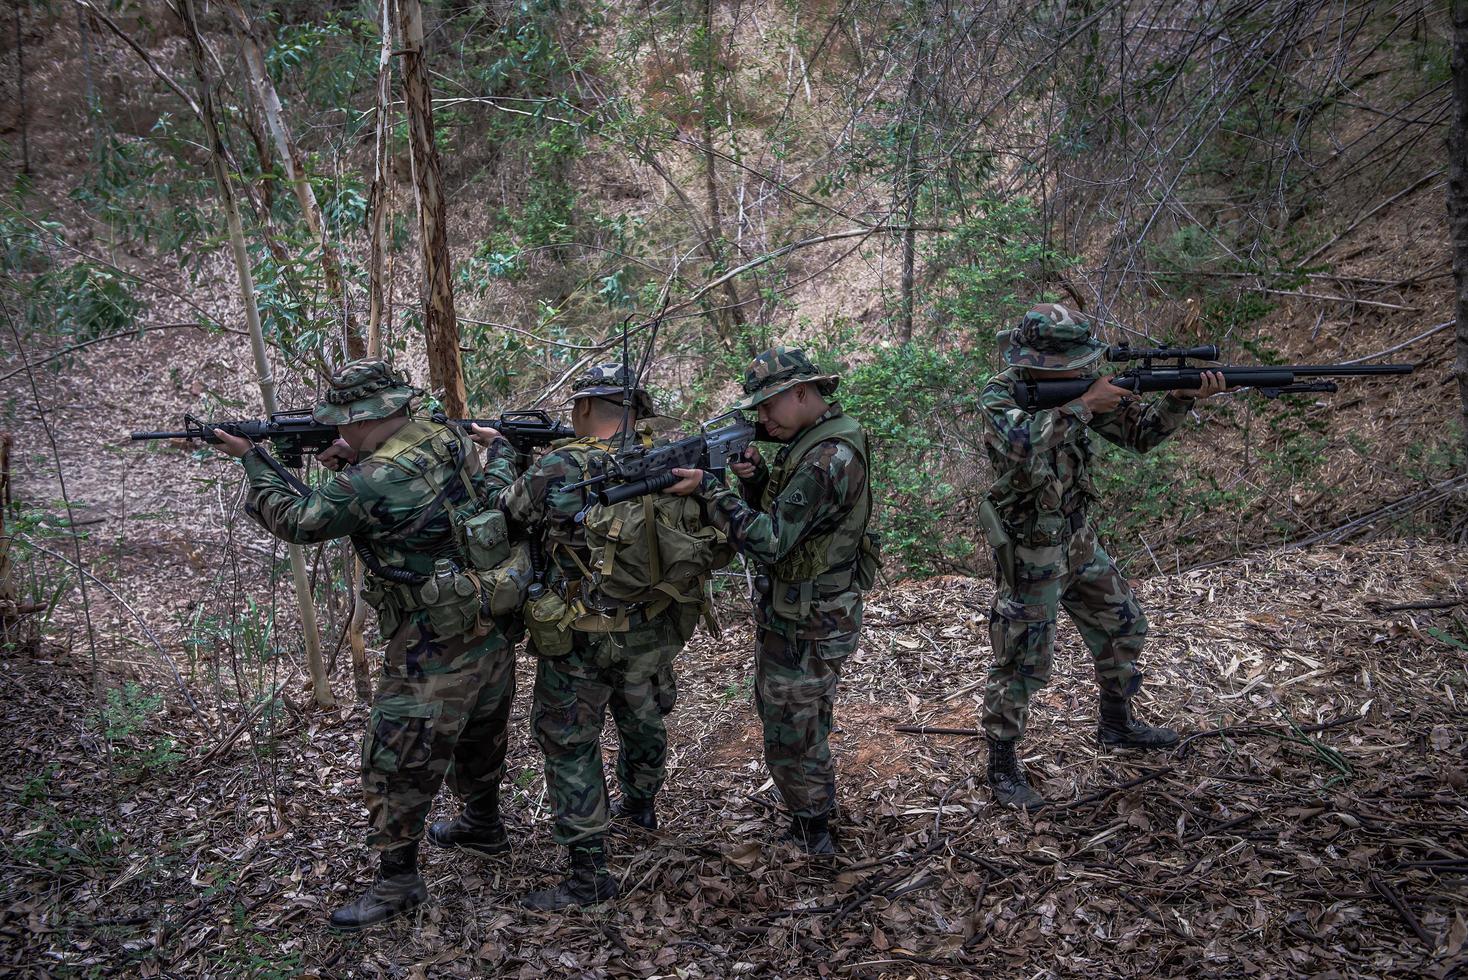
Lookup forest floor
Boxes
[2,541,1466,978]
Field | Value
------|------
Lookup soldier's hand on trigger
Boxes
[211,428,254,459]
[730,445,762,480]
[468,423,504,448]
[666,468,704,496]
[1078,377,1132,414]
[318,438,358,472]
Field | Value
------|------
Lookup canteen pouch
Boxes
[481,541,533,618]
[526,588,574,658]
[422,559,481,640]
[978,499,1016,590]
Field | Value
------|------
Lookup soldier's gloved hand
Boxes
[666,467,706,496]
[468,423,505,448]
[318,438,358,472]
[1078,377,1132,414]
[730,445,763,480]
[211,428,254,459]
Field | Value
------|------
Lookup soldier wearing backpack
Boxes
[471,364,730,910]
[667,347,879,855]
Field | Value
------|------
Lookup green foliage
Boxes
[0,209,142,342]
[98,682,183,779]
[838,343,984,575]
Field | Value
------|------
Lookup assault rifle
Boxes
[565,411,758,515]
[130,409,573,466]
[1011,343,1415,411]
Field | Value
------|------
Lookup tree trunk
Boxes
[396,0,467,417]
[223,0,365,360]
[1452,0,1468,466]
[898,9,929,344]
[180,0,334,708]
[699,0,748,350]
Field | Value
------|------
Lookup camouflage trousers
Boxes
[532,612,685,846]
[755,627,855,820]
[983,526,1146,741]
[362,611,514,856]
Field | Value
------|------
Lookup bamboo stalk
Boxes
[180,0,333,708]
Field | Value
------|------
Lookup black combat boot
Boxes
[1098,695,1180,750]
[520,839,621,911]
[986,736,1047,810]
[610,796,658,831]
[328,844,427,932]
[785,812,836,855]
[426,795,511,856]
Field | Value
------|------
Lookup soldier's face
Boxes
[757,384,817,440]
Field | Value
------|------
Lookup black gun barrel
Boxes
[593,471,680,508]
[1014,362,1414,410]
[131,429,207,441]
[1281,364,1414,377]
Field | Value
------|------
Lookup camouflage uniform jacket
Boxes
[498,435,634,595]
[242,418,518,582]
[697,406,871,640]
[980,367,1193,538]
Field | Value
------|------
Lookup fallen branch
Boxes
[1174,711,1365,759]
[197,682,288,766]
[1369,872,1437,951]
[895,724,980,737]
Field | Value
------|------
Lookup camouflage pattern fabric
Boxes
[996,304,1107,372]
[501,436,690,845]
[240,416,518,855]
[312,358,422,425]
[979,366,1193,740]
[365,614,516,853]
[243,418,519,585]
[980,367,1193,526]
[982,528,1145,740]
[732,346,840,410]
[696,408,869,639]
[531,616,684,846]
[755,628,853,819]
[693,404,872,822]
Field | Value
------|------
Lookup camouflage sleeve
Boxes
[241,450,370,544]
[980,376,1092,463]
[476,436,519,507]
[698,440,864,564]
[1086,394,1195,454]
[499,447,587,533]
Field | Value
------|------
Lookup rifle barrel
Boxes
[1283,364,1415,377]
[130,430,199,440]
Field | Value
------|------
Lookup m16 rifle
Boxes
[130,409,574,466]
[564,411,758,517]
[1011,343,1415,411]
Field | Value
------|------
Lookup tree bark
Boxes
[223,0,365,360]
[699,0,748,350]
[180,0,333,708]
[396,0,467,416]
[1452,0,1468,465]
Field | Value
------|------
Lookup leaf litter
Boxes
[2,543,1465,978]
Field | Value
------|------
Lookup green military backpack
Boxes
[569,439,735,634]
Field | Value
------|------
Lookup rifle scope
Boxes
[1106,344,1219,362]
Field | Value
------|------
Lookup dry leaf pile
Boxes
[2,543,1465,978]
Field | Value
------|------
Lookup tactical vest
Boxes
[356,419,522,641]
[761,408,876,622]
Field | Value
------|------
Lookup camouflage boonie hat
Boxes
[997,304,1107,371]
[564,363,655,419]
[312,359,421,425]
[733,346,840,410]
